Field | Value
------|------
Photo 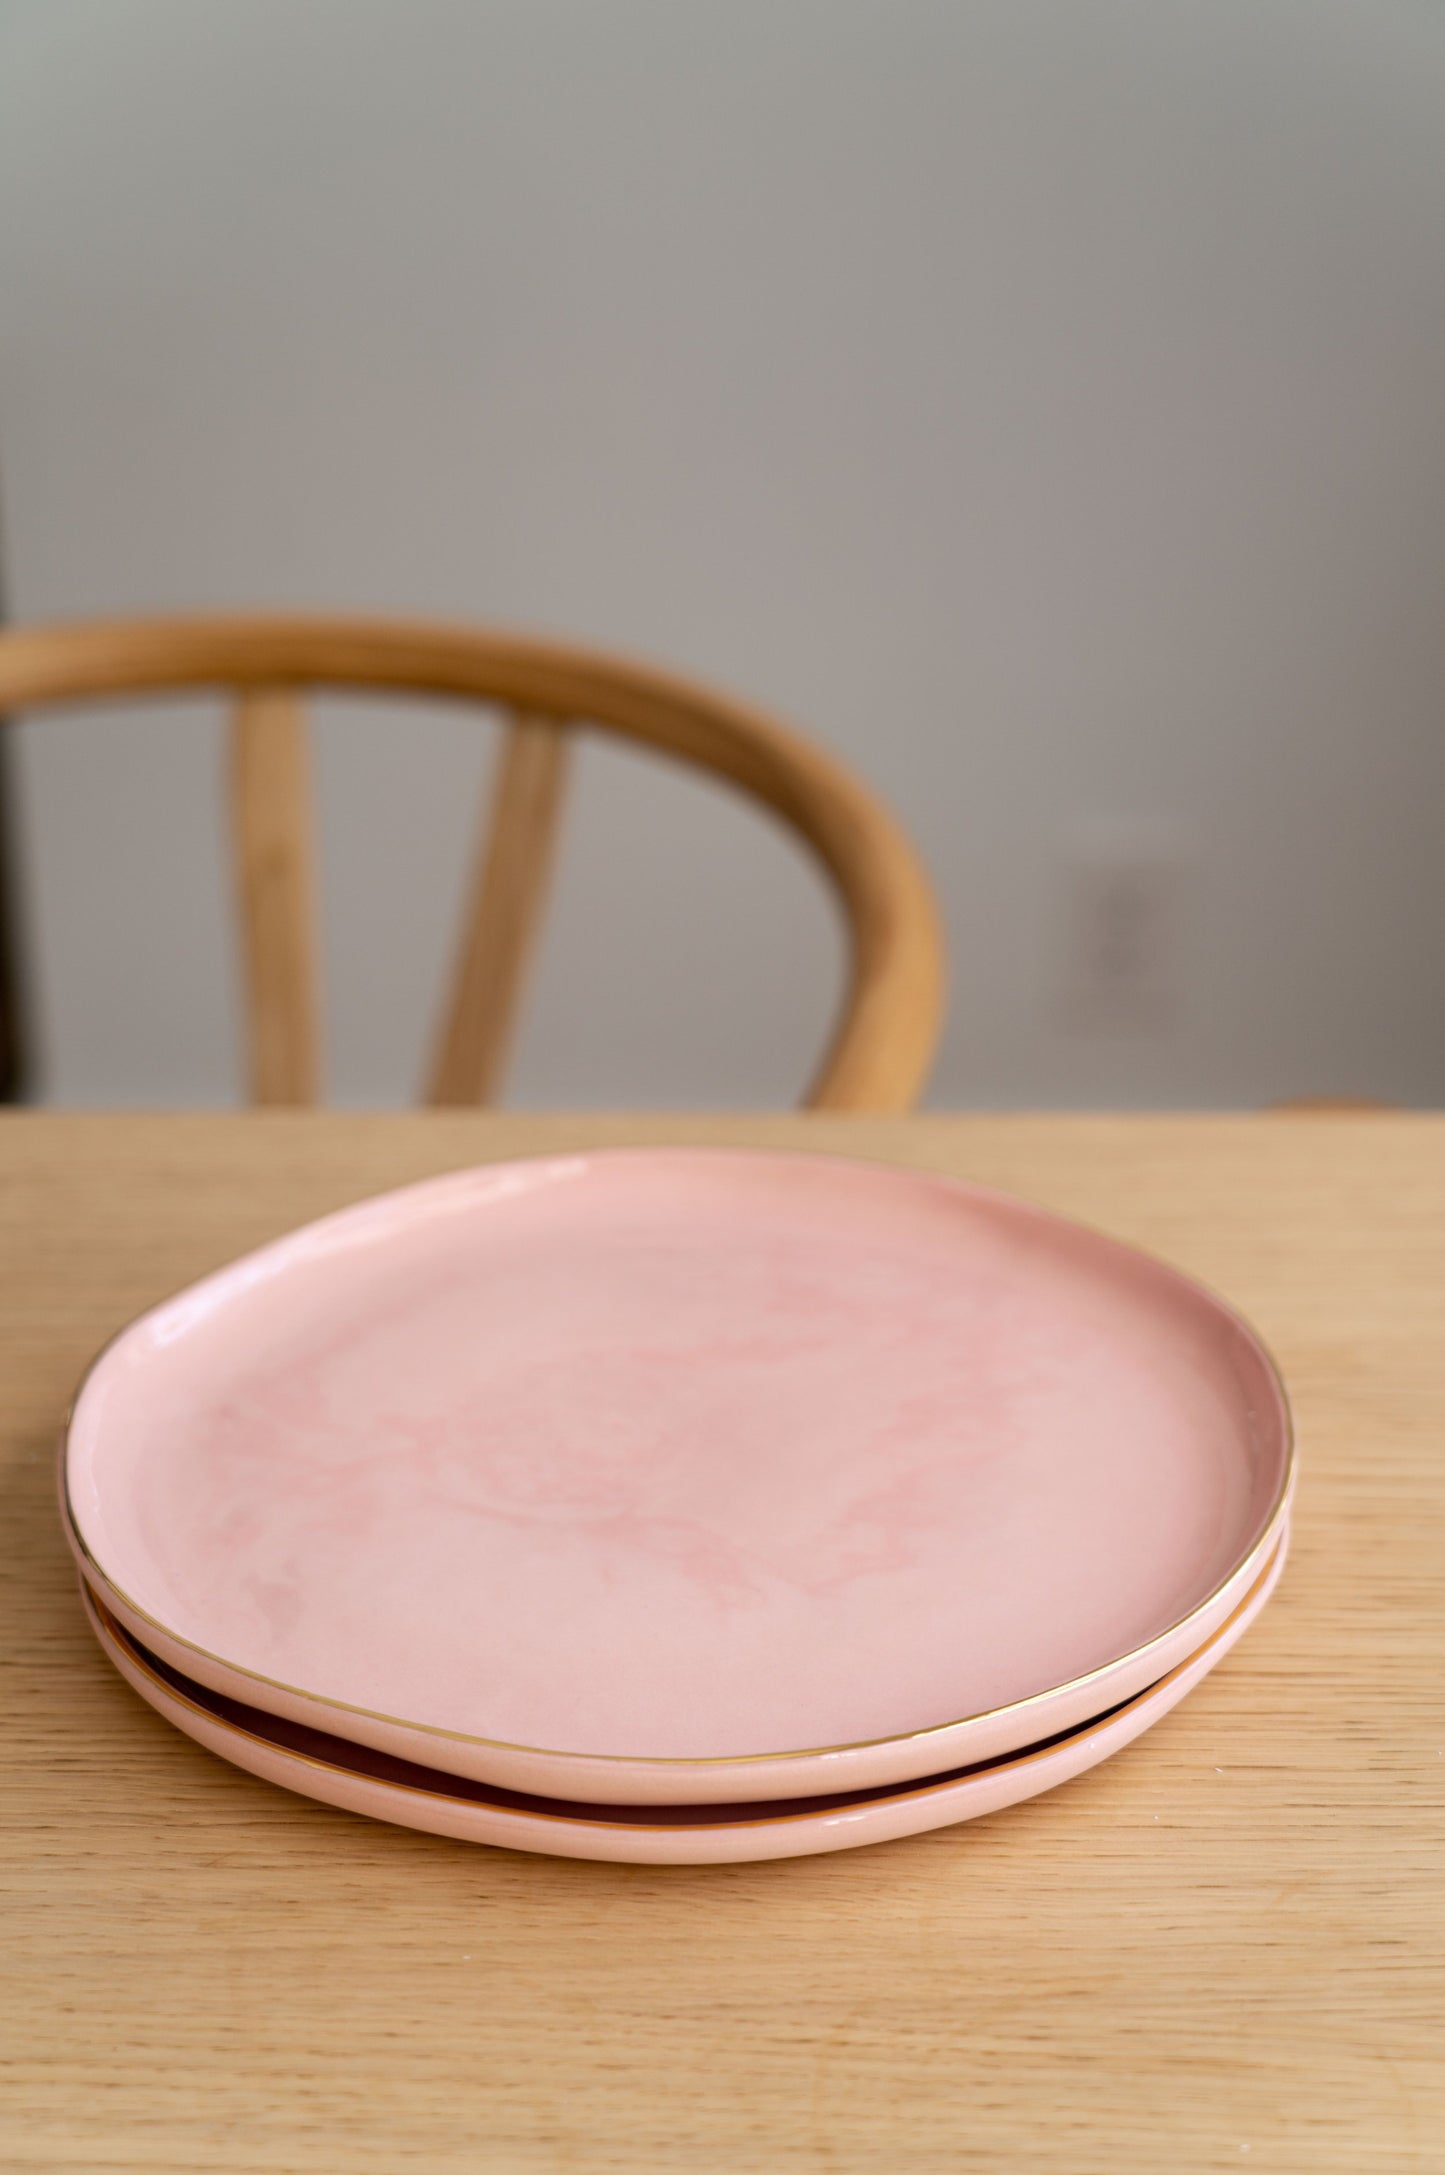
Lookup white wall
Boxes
[2,0,1443,1108]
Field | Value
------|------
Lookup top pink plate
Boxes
[63,1148,1293,1805]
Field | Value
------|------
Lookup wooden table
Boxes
[3,1112,1442,2173]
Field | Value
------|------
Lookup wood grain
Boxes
[0,616,946,1110]
[428,712,570,1105]
[2,1111,1443,2173]
[229,687,321,1105]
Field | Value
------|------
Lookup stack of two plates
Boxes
[62,1150,1293,1865]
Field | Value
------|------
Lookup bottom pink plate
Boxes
[80,1524,1287,1865]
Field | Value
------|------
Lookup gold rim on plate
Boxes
[81,1530,1288,1835]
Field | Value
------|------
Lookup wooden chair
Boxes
[0,615,945,1110]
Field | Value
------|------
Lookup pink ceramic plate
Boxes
[63,1150,1293,1805]
[79,1528,1287,1864]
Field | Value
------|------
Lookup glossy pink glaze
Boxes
[79,1528,1287,1863]
[64,1150,1292,1797]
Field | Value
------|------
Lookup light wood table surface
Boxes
[3,1112,1443,2173]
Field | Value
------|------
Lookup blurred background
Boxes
[1,0,1443,1109]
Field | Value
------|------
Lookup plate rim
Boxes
[80,1524,1289,1837]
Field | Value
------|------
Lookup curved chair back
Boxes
[0,615,945,1109]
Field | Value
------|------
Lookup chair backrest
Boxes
[0,615,945,1110]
